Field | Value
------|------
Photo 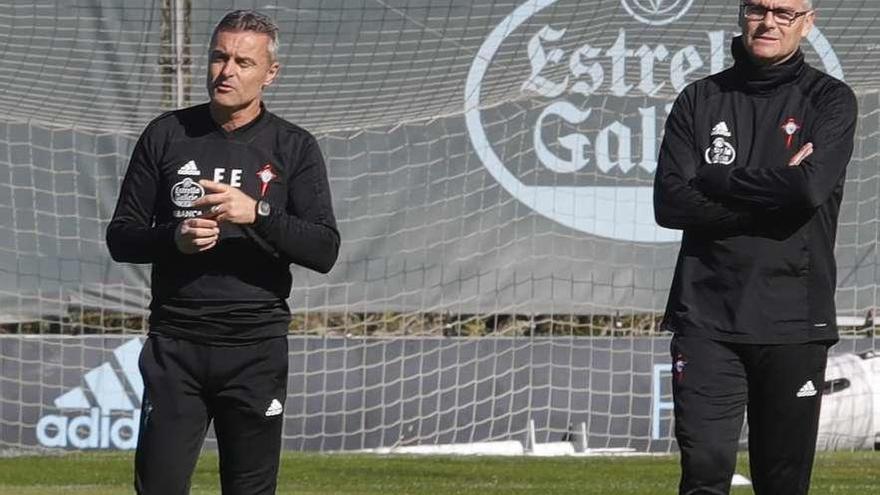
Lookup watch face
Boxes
[258,201,271,216]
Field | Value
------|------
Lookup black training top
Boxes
[654,37,857,344]
[106,103,340,344]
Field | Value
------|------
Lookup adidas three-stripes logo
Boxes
[37,338,144,449]
[796,380,818,398]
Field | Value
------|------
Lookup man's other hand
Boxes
[788,142,814,167]
[175,218,220,254]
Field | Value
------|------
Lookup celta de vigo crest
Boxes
[465,0,845,242]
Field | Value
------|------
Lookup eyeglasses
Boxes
[740,2,813,27]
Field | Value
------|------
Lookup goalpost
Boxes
[1,0,878,454]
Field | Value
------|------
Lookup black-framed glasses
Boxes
[740,2,813,27]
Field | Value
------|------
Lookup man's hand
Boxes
[175,218,219,254]
[193,180,257,224]
[788,142,813,167]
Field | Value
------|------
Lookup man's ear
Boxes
[800,11,815,38]
[263,62,280,88]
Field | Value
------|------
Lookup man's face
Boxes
[740,0,815,65]
[207,29,279,111]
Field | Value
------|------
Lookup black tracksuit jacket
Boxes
[654,37,857,344]
[106,103,340,344]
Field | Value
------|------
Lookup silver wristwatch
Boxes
[256,200,271,218]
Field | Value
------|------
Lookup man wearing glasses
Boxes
[654,1,856,494]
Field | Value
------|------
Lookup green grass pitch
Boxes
[0,451,876,494]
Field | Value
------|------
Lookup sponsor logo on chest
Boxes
[704,121,736,165]
[170,178,204,208]
[172,161,206,217]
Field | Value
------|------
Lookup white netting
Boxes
[1,0,878,454]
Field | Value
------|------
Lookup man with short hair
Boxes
[654,1,856,493]
[107,10,339,494]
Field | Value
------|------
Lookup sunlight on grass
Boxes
[0,451,876,494]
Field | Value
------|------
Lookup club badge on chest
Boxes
[781,117,801,149]
[257,163,278,197]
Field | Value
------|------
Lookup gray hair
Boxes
[211,10,279,62]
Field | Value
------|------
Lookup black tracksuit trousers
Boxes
[670,335,829,495]
[134,334,289,495]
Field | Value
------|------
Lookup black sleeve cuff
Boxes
[252,207,276,238]
[156,221,183,259]
[695,165,732,197]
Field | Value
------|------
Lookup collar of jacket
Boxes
[731,35,805,95]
